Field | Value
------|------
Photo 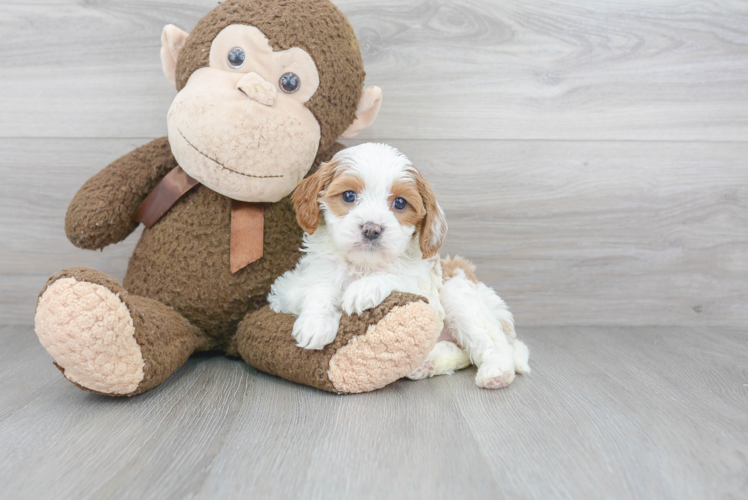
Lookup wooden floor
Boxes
[2,1,747,498]
[1,324,746,499]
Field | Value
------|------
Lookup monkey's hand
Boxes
[65,137,177,250]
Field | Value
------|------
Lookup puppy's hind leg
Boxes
[472,280,531,374]
[440,272,517,389]
[407,340,470,380]
[512,338,531,374]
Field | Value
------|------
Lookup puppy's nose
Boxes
[237,72,276,106]
[362,222,383,241]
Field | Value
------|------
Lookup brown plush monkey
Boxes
[34,0,441,396]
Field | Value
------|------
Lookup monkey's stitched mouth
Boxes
[178,129,284,179]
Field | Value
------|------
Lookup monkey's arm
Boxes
[65,137,178,250]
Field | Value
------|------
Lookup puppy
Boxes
[268,143,529,388]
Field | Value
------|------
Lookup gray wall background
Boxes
[1,0,746,328]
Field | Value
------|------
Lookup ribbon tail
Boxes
[230,201,264,273]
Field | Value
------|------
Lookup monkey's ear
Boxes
[341,87,383,139]
[161,25,190,89]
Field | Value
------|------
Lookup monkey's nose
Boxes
[362,222,383,241]
[237,72,276,106]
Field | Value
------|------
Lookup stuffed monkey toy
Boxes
[34,0,441,396]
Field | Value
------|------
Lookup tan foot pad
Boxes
[35,278,144,395]
[328,301,441,393]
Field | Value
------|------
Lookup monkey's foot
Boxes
[327,297,441,393]
[234,292,442,394]
[35,267,205,397]
[35,268,145,395]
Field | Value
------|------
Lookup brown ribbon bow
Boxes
[132,166,264,273]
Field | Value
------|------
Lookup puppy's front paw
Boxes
[475,361,516,389]
[292,312,341,350]
[342,278,392,316]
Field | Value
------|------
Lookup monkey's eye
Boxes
[342,191,357,204]
[228,47,245,69]
[393,197,407,210]
[279,72,300,94]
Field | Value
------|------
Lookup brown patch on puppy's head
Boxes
[389,178,426,228]
[293,159,340,234]
[321,171,365,219]
[175,0,366,156]
[411,170,447,259]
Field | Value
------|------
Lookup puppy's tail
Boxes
[440,255,515,341]
[440,255,530,374]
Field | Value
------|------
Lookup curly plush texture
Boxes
[327,300,442,393]
[37,267,209,396]
[34,0,437,396]
[123,182,302,346]
[36,268,439,396]
[232,292,434,392]
[65,138,177,250]
[36,277,144,395]
[175,0,365,157]
[63,138,345,349]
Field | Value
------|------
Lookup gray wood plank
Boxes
[193,368,499,499]
[0,0,746,140]
[2,138,746,327]
[456,326,748,499]
[388,138,748,328]
[3,1,747,498]
[0,332,253,499]
[0,138,146,326]
[1,324,746,499]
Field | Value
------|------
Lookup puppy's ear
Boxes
[414,171,447,258]
[293,160,339,234]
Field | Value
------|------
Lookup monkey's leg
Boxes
[229,292,441,394]
[35,267,209,397]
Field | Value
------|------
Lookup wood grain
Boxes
[2,2,747,499]
[0,0,746,140]
[1,324,746,499]
[2,138,746,327]
[456,325,748,499]
[2,0,746,327]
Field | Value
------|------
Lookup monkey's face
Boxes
[167,25,322,202]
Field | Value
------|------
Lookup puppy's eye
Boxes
[342,191,357,203]
[393,197,407,210]
[228,47,246,69]
[279,72,300,94]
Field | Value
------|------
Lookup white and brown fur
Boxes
[268,143,529,388]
